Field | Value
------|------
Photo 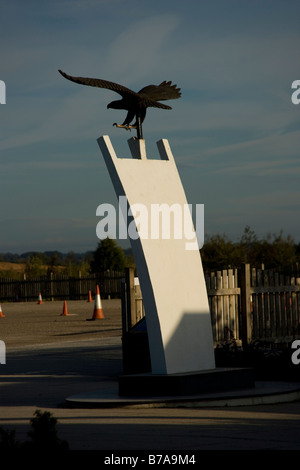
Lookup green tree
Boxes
[238,225,260,265]
[25,253,47,278]
[201,233,238,270]
[201,227,298,271]
[90,238,126,273]
[47,252,62,275]
[259,231,296,269]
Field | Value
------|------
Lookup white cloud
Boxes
[104,14,180,85]
[229,190,300,211]
[205,129,300,166]
[171,31,300,90]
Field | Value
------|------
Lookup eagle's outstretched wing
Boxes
[58,69,138,98]
[137,81,181,110]
[139,81,181,102]
[58,70,181,106]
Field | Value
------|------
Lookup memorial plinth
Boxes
[98,136,254,397]
[118,367,255,397]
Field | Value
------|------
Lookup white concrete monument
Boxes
[98,135,215,376]
[59,71,255,402]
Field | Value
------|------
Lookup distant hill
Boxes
[0,248,132,264]
[0,247,134,277]
[0,261,26,273]
[0,251,94,264]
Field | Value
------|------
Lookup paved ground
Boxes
[1,300,300,452]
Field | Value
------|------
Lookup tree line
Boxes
[0,239,133,279]
[201,226,299,272]
[0,226,299,279]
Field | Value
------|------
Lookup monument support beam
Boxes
[98,136,215,375]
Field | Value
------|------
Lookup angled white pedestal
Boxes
[98,136,215,375]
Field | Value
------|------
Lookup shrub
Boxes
[0,409,69,450]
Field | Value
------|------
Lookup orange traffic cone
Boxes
[91,285,104,320]
[37,292,44,304]
[61,300,70,316]
[0,305,5,318]
[87,290,93,303]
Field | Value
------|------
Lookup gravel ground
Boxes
[0,299,122,350]
[1,300,300,451]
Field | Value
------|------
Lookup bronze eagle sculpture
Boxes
[58,69,181,139]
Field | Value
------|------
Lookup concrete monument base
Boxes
[118,367,255,397]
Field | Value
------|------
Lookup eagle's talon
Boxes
[113,123,135,131]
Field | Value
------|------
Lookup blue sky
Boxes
[0,0,299,253]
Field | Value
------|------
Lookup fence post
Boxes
[78,271,82,299]
[121,278,127,337]
[240,263,252,346]
[50,272,54,301]
[125,267,136,330]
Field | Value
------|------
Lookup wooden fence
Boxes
[124,265,300,346]
[1,264,300,345]
[0,271,124,302]
[250,267,300,343]
[205,268,240,344]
